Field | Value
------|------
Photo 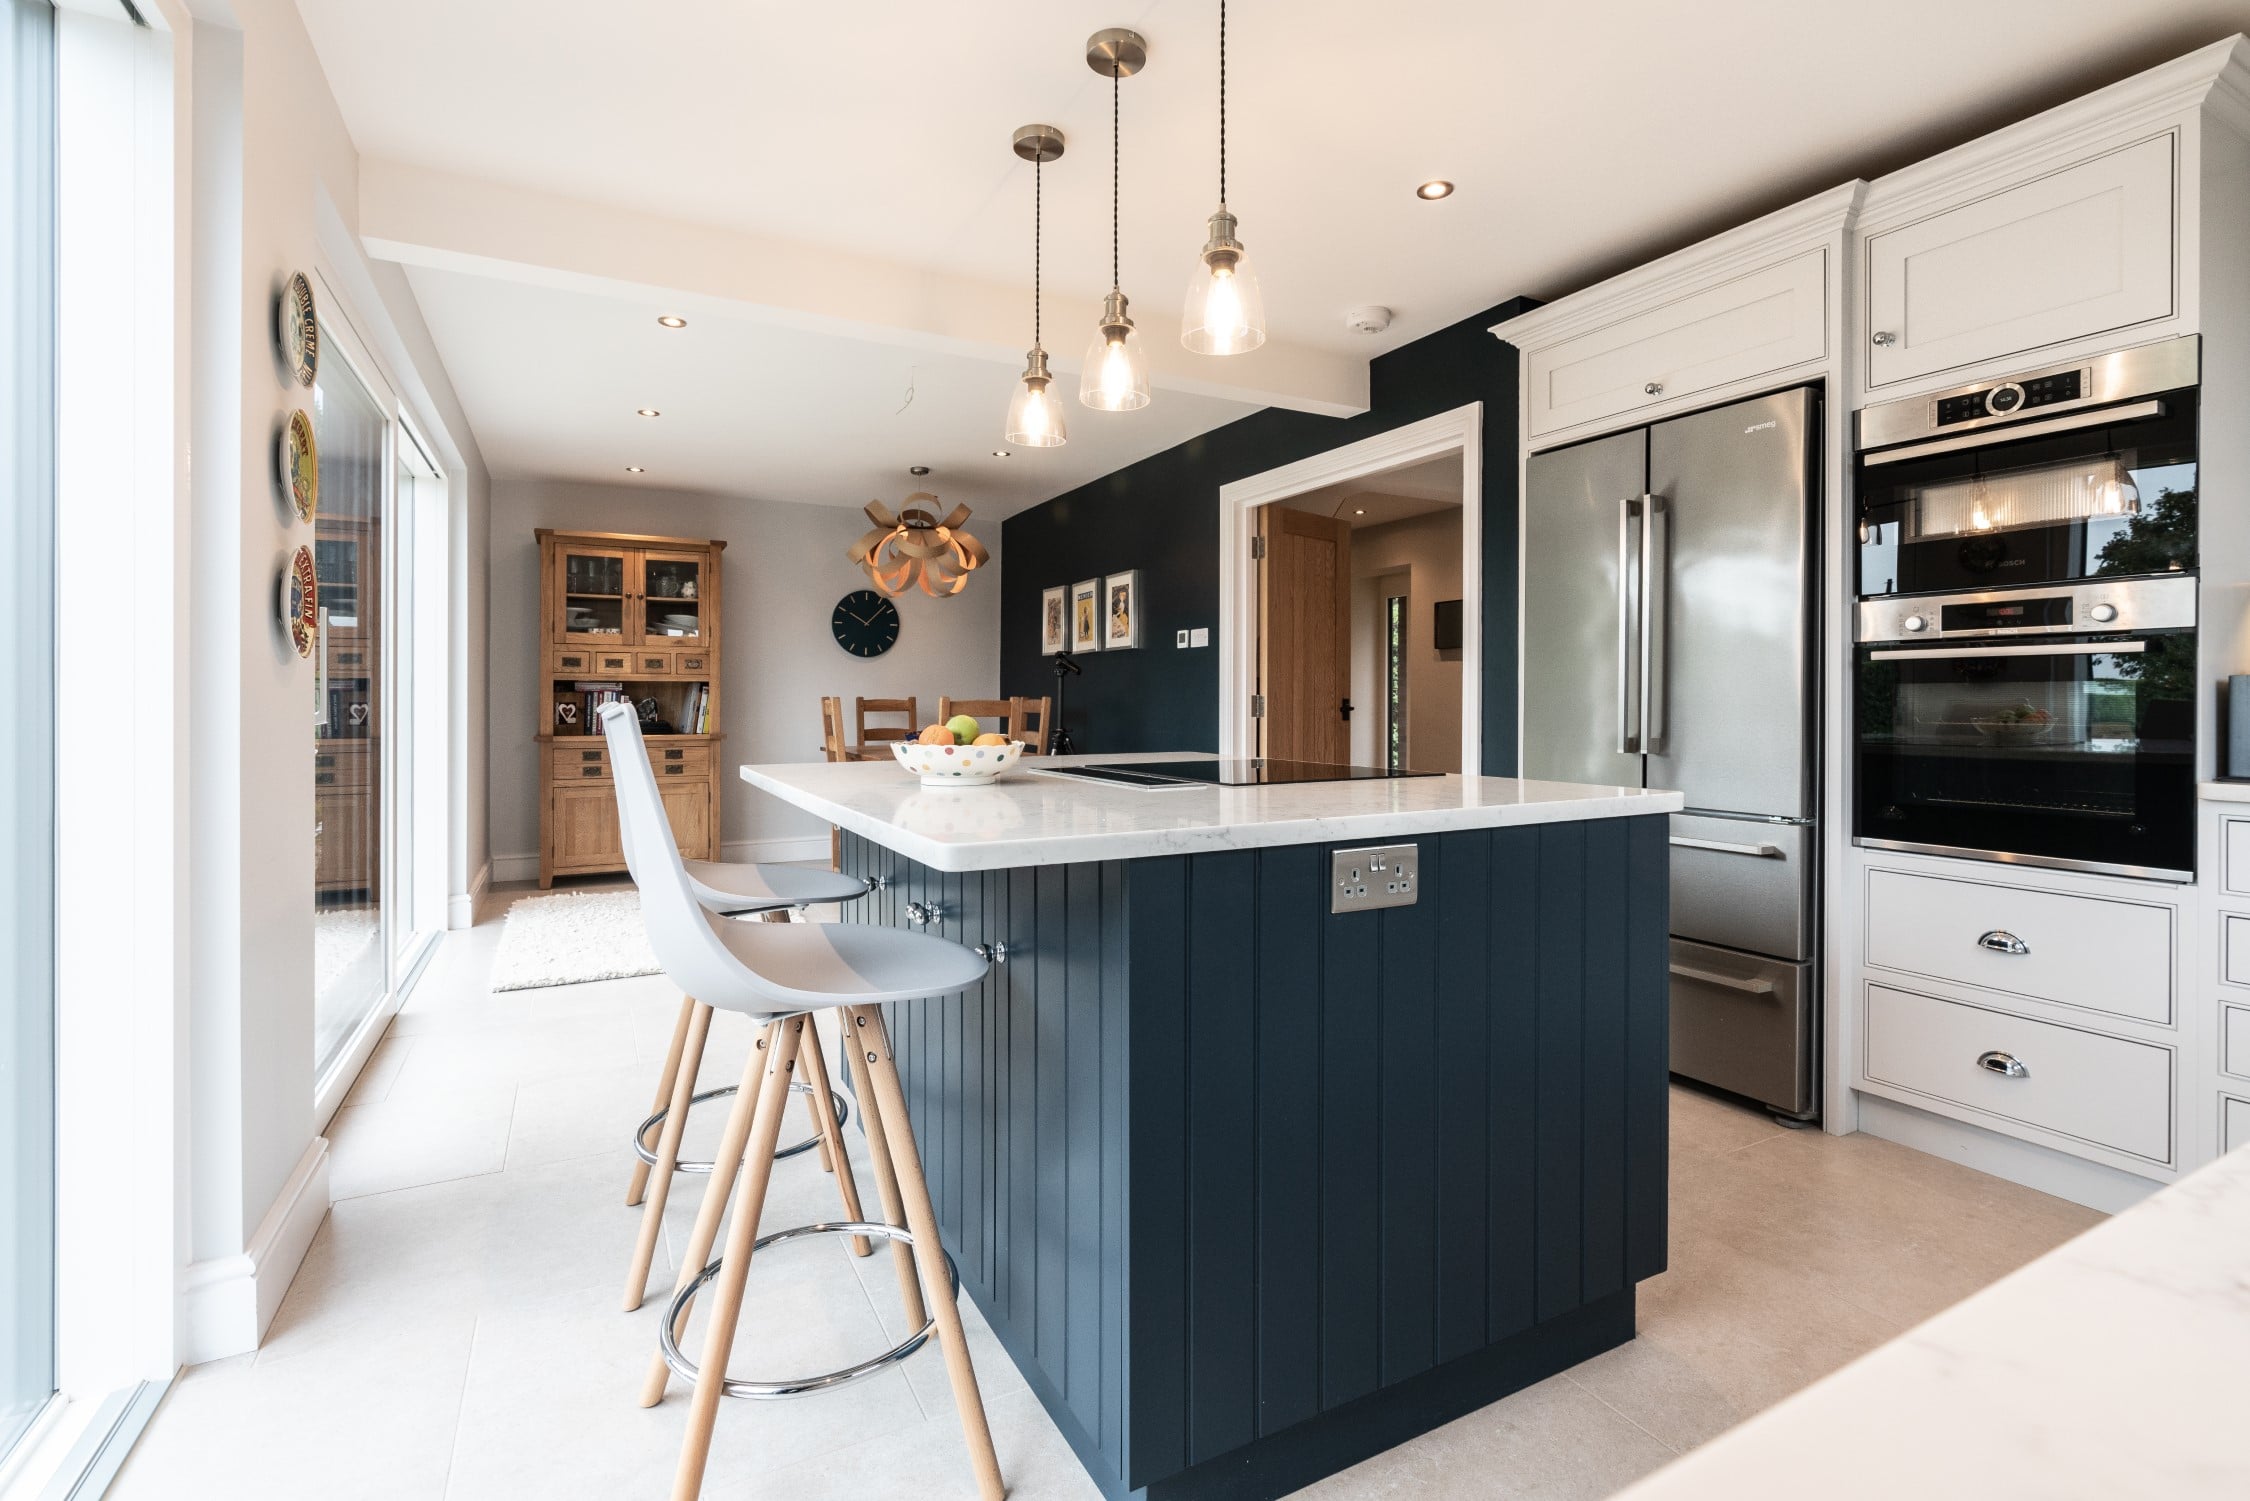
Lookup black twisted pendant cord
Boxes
[1033,154,1042,347]
[1219,0,1227,207]
[1111,66,1121,291]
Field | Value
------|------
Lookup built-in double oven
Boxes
[1853,337,2200,882]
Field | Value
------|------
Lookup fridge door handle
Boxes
[1669,960,1778,995]
[1617,496,1640,754]
[1640,494,1667,753]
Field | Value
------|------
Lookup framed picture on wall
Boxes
[1041,585,1067,654]
[1103,570,1139,650]
[1070,578,1102,652]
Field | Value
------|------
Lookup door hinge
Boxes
[1250,536,1267,560]
[1250,695,1266,718]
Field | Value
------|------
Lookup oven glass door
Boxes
[1855,632,2196,877]
[1857,391,2197,597]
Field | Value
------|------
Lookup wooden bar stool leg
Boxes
[798,1022,873,1257]
[624,1000,713,1311]
[629,994,700,1207]
[839,1005,925,1328]
[669,1017,805,1501]
[846,1004,1005,1501]
[640,1019,773,1408]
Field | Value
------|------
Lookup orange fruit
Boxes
[973,733,1009,747]
[917,724,956,746]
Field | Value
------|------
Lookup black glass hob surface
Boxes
[1038,759,1441,789]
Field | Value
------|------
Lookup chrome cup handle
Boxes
[1977,1050,2028,1079]
[1976,930,2029,956]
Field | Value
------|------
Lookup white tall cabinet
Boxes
[1498,36,2250,1212]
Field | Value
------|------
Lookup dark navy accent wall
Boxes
[1000,296,1540,775]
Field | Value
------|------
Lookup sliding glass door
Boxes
[2,0,57,1463]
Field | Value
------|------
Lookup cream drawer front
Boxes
[1525,250,1825,439]
[2224,1006,2250,1082]
[1865,134,2175,388]
[1864,869,2172,1024]
[2226,1096,2250,1154]
[2223,818,2250,898]
[2225,916,2250,989]
[1865,984,2172,1162]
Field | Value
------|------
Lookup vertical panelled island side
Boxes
[739,754,1683,1501]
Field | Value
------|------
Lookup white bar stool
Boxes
[622,850,878,1311]
[598,704,1005,1501]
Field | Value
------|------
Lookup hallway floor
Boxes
[111,885,2103,1500]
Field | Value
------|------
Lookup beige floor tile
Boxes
[1666,1083,1793,1160]
[327,1083,517,1199]
[753,1386,1104,1501]
[1285,1373,1678,1500]
[338,1033,414,1107]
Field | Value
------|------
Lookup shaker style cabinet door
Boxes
[1523,250,1826,441]
[1863,133,2176,389]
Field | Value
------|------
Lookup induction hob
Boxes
[1034,759,1441,789]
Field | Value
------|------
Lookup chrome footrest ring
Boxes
[658,1221,960,1400]
[632,1081,846,1173]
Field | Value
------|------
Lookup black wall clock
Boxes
[832,588,901,657]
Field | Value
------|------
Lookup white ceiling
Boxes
[1286,453,1463,529]
[401,264,1254,513]
[299,0,2250,498]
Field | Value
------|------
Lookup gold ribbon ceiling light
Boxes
[848,492,990,598]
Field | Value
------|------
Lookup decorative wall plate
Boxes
[283,544,319,658]
[279,271,319,387]
[281,408,319,522]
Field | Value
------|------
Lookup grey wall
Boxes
[486,477,1001,871]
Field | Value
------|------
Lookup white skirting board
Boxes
[489,836,833,885]
[178,1138,330,1365]
[1855,1093,2163,1215]
[447,859,491,930]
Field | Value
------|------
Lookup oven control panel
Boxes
[1857,575,2197,643]
[1935,371,2084,427]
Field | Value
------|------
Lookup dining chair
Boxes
[1014,695,1053,754]
[855,695,920,749]
[599,702,1005,1501]
[935,696,1025,742]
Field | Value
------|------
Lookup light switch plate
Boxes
[1331,843,1419,913]
[1191,627,1210,647]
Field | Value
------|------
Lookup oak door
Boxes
[1257,505,1352,763]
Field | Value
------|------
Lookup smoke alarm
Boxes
[1345,305,1393,335]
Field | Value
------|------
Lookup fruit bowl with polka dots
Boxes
[890,738,1028,788]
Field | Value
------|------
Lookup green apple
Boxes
[946,714,980,744]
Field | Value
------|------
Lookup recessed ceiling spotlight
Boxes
[909,465,931,476]
[656,315,687,329]
[625,466,645,473]
[1355,508,1366,515]
[1416,179,1455,200]
[635,408,661,417]
[992,449,1012,458]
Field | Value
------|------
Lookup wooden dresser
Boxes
[535,528,724,886]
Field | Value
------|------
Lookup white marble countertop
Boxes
[1611,1141,2250,1500]
[739,753,1684,872]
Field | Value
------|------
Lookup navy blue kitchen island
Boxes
[745,755,1680,1501]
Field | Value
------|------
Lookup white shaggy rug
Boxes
[490,889,662,991]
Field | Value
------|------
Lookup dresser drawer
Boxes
[676,651,711,675]
[555,746,610,781]
[1865,983,2172,1162]
[2224,1005,2250,1082]
[591,648,634,675]
[649,745,710,778]
[1525,249,1826,439]
[636,650,674,676]
[1865,868,2173,1024]
[2223,915,2250,989]
[312,746,370,788]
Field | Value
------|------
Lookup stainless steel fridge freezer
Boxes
[1523,387,1821,1118]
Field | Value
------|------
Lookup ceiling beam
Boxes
[357,158,1369,418]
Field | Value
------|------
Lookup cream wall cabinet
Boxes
[1863,134,2177,389]
[1523,250,1827,441]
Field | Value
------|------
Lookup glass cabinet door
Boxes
[557,545,631,642]
[638,550,706,643]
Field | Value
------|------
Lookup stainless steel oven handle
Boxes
[1669,961,1777,995]
[1641,495,1667,753]
[1617,496,1639,754]
[1671,835,1785,858]
[1869,641,2147,660]
[1861,399,2166,466]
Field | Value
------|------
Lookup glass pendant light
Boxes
[1082,28,1151,411]
[1005,124,1068,448]
[1181,1,1266,355]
